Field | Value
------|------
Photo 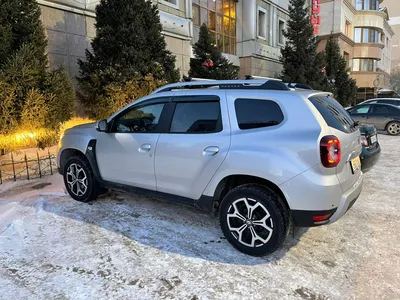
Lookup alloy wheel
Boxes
[227,197,274,247]
[388,123,400,135]
[66,163,88,196]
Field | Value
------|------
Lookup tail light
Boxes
[320,135,341,168]
[360,135,368,147]
[313,213,333,224]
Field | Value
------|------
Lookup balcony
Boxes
[354,10,387,29]
[352,72,380,88]
[353,43,384,60]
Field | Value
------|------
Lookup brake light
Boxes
[320,135,341,168]
[360,135,368,147]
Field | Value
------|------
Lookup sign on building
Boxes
[311,0,321,35]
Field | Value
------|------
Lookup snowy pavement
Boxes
[0,135,399,300]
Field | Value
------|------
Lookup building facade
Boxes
[317,0,394,100]
[37,0,290,82]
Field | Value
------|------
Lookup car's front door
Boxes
[349,105,371,125]
[155,93,230,200]
[96,98,170,190]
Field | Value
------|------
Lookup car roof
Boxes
[353,103,400,109]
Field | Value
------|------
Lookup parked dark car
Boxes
[359,125,381,173]
[359,98,400,107]
[347,103,400,135]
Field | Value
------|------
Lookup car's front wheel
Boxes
[63,156,99,202]
[219,184,289,256]
[386,121,400,136]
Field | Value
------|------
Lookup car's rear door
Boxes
[367,104,393,130]
[154,91,231,200]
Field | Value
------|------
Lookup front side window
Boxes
[235,99,284,130]
[170,101,221,133]
[192,0,237,55]
[352,105,371,114]
[112,103,165,133]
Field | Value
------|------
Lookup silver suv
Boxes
[57,80,364,256]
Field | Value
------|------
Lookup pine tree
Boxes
[78,0,180,116]
[0,0,47,70]
[189,24,239,80]
[324,36,357,106]
[280,0,320,86]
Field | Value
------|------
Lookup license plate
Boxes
[370,135,377,144]
[350,156,361,174]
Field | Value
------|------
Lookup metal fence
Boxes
[0,150,57,184]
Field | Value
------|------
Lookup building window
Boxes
[355,0,379,11]
[354,27,379,43]
[352,58,377,72]
[344,52,350,68]
[257,7,267,39]
[278,20,285,45]
[345,20,351,38]
[192,0,237,55]
[160,0,179,8]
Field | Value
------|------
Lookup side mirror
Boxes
[97,119,108,132]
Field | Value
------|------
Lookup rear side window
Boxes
[235,99,284,130]
[309,96,355,133]
[170,102,221,133]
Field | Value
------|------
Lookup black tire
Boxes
[386,121,400,136]
[63,156,99,202]
[219,184,289,256]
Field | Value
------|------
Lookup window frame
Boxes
[354,27,379,43]
[234,98,285,131]
[159,0,179,9]
[278,19,286,46]
[167,96,223,134]
[108,97,172,134]
[257,6,267,40]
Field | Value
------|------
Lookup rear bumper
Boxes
[329,171,363,223]
[360,143,381,173]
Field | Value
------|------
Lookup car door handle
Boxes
[203,146,219,156]
[139,144,152,152]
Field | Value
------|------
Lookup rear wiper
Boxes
[350,121,359,129]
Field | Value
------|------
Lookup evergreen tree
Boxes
[0,0,47,70]
[0,0,75,133]
[280,0,320,87]
[78,0,180,116]
[189,24,239,80]
[324,36,357,106]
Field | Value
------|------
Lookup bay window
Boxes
[354,27,379,43]
[355,0,379,11]
[352,59,378,72]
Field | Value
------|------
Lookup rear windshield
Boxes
[309,95,356,133]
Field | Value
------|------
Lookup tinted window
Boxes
[112,103,165,133]
[235,99,284,130]
[170,102,221,133]
[309,96,355,133]
[372,105,391,114]
[351,105,370,114]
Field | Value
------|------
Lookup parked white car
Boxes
[57,80,363,256]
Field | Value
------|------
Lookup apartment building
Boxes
[37,0,290,81]
[317,0,394,100]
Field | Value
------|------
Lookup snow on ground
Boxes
[0,135,399,300]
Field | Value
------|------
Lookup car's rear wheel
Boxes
[219,184,289,256]
[63,156,99,202]
[386,121,400,136]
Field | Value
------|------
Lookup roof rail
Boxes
[244,75,282,81]
[152,79,290,94]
